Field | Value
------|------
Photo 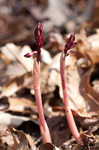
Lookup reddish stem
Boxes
[24,23,51,143]
[33,60,52,143]
[60,53,82,144]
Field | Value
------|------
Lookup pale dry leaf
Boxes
[0,125,15,147]
[49,32,65,51]
[40,53,61,94]
[0,96,38,127]
[41,48,52,64]
[0,43,33,97]
[45,31,99,121]
[59,32,99,118]
[62,54,99,118]
[0,111,30,127]
[40,52,71,94]
[8,97,37,114]
[1,72,32,97]
[0,43,52,97]
[76,30,99,64]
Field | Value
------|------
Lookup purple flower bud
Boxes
[24,23,43,62]
[34,23,43,50]
[64,33,75,55]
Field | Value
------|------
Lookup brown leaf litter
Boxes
[45,31,99,121]
[0,30,99,149]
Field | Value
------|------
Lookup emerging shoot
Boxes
[60,33,83,144]
[24,23,52,143]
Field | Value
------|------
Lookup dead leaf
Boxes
[0,125,32,150]
[59,32,99,119]
[8,97,37,114]
[0,111,30,127]
[40,53,61,94]
[44,31,99,124]
[0,95,39,127]
[39,143,60,150]
[0,43,53,97]
[0,43,33,97]
[62,31,99,116]
[49,32,65,51]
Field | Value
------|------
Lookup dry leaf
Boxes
[0,43,52,97]
[49,32,65,51]
[44,31,99,122]
[39,143,60,150]
[8,97,37,114]
[0,111,30,127]
[59,32,99,118]
[0,125,32,150]
[0,43,33,97]
[0,96,39,127]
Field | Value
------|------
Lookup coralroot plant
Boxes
[60,33,83,144]
[24,23,52,143]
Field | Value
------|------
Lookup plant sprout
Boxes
[24,23,83,145]
[24,23,52,143]
[60,33,83,144]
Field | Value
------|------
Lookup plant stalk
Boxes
[33,60,52,143]
[60,53,82,144]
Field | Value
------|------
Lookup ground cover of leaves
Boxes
[0,0,99,150]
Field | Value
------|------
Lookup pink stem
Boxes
[60,53,82,144]
[33,60,52,143]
